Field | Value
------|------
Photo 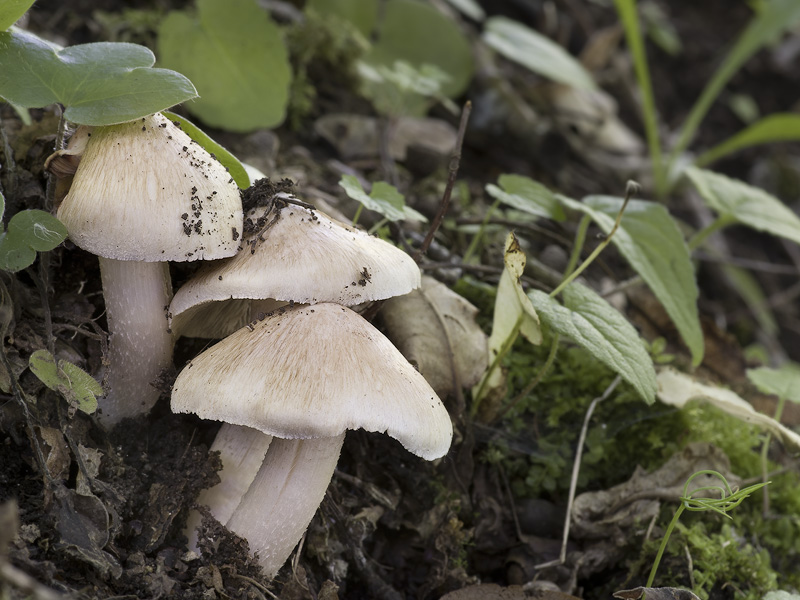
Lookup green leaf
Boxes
[366,0,473,98]
[529,283,657,403]
[747,363,800,404]
[558,194,703,366]
[695,114,800,167]
[671,0,800,159]
[158,0,291,132]
[339,175,427,222]
[163,111,249,189]
[483,16,595,89]
[0,0,34,30]
[0,209,67,272]
[29,349,100,415]
[443,0,485,21]
[686,166,800,246]
[0,29,197,125]
[306,0,378,37]
[486,174,565,222]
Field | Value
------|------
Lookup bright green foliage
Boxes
[338,175,426,222]
[29,349,102,415]
[747,363,800,404]
[528,282,657,404]
[358,60,454,117]
[485,174,565,222]
[158,0,291,132]
[306,0,377,37]
[686,167,800,246]
[0,192,67,273]
[366,0,473,98]
[163,111,249,189]
[559,194,703,366]
[696,114,800,167]
[483,16,595,90]
[0,29,196,125]
[0,0,34,30]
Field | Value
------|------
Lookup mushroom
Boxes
[53,113,243,426]
[169,201,420,338]
[172,302,452,578]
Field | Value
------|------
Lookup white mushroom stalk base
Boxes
[225,433,346,580]
[98,257,175,426]
[186,423,273,550]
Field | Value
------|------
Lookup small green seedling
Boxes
[338,174,427,227]
[29,349,103,416]
[0,191,67,273]
[646,469,769,589]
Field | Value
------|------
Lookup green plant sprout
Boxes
[0,191,67,273]
[646,469,769,590]
[338,174,427,229]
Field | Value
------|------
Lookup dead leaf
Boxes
[657,367,800,452]
[613,586,701,600]
[440,583,527,600]
[382,276,488,398]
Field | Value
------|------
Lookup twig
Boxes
[412,101,471,263]
[536,375,622,569]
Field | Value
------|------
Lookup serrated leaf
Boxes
[529,283,657,403]
[558,194,703,366]
[0,29,197,125]
[747,363,800,404]
[483,16,595,89]
[339,175,427,222]
[657,367,800,452]
[29,349,100,415]
[158,0,291,132]
[0,0,34,30]
[164,111,249,189]
[366,0,473,98]
[486,174,565,221]
[686,166,800,246]
[696,114,800,167]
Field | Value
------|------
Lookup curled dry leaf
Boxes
[657,367,800,452]
[613,587,701,600]
[381,276,488,399]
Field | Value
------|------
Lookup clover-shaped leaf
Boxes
[0,207,67,273]
[339,175,427,222]
[0,29,197,125]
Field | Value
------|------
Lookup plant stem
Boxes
[646,503,686,587]
[687,215,733,251]
[461,196,502,264]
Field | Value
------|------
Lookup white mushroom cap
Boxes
[171,302,452,460]
[57,112,243,262]
[169,204,421,336]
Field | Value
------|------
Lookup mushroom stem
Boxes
[225,434,346,579]
[97,257,175,426]
[186,423,273,550]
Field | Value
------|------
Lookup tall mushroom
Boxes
[172,302,452,579]
[53,113,243,426]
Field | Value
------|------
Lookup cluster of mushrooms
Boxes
[47,112,453,579]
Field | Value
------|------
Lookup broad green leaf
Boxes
[486,174,565,222]
[0,29,197,125]
[306,0,378,36]
[558,194,703,366]
[747,363,800,404]
[158,0,291,132]
[529,283,657,403]
[695,114,800,167]
[657,367,800,452]
[483,17,595,89]
[671,0,800,158]
[686,166,800,246]
[366,0,473,98]
[7,210,67,251]
[0,209,67,272]
[339,175,427,222]
[164,111,249,189]
[0,0,34,30]
[29,349,100,415]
